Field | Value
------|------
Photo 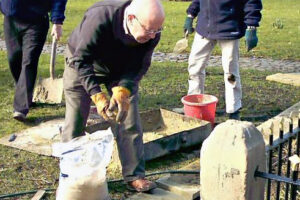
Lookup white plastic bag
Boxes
[52,128,114,200]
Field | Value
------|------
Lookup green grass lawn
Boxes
[0,0,299,60]
[0,0,299,199]
[0,50,300,199]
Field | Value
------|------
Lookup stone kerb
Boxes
[200,120,266,200]
[256,101,300,148]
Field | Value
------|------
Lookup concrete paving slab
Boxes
[0,118,64,156]
[266,73,300,87]
[156,174,199,200]
[0,109,210,168]
[126,188,183,200]
[156,160,200,200]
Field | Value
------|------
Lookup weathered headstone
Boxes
[200,120,266,200]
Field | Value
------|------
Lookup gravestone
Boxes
[200,120,266,200]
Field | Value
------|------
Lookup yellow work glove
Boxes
[108,86,131,123]
[91,92,110,120]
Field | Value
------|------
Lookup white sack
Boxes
[52,128,114,200]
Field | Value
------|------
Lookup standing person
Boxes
[178,0,262,120]
[0,0,67,121]
[63,0,165,192]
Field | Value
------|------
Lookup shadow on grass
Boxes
[22,114,64,126]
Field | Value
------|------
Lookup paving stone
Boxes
[0,108,209,180]
[126,188,183,200]
[156,174,199,200]
[156,160,200,200]
[266,73,300,86]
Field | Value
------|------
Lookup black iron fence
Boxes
[255,115,300,200]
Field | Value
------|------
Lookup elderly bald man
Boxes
[63,0,165,192]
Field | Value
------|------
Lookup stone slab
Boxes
[126,188,183,200]
[277,101,300,118]
[0,118,64,156]
[156,160,200,200]
[31,190,46,200]
[266,73,300,87]
[143,122,211,161]
[256,101,300,148]
[0,109,210,165]
[103,109,211,170]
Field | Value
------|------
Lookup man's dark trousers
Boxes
[4,16,49,115]
[62,65,145,182]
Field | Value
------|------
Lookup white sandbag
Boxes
[52,128,114,200]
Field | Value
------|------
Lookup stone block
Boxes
[200,120,266,200]
[126,188,183,200]
[256,101,300,148]
[266,73,300,87]
[0,109,211,165]
[156,174,199,200]
[156,160,200,200]
[92,109,211,170]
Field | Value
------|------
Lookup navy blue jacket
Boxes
[0,0,67,24]
[187,0,262,40]
[67,0,160,96]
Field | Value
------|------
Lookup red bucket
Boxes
[181,94,218,125]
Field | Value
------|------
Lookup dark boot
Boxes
[228,110,240,120]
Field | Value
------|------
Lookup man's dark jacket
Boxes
[67,0,160,96]
[0,0,67,23]
[187,0,262,39]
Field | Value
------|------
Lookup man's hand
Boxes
[245,27,258,52]
[183,16,194,35]
[91,92,110,120]
[51,24,63,41]
[108,86,131,124]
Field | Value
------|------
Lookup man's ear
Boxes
[127,14,135,24]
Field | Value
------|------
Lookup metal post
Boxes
[285,119,293,200]
[276,119,284,200]
[297,115,300,156]
[266,127,274,200]
[289,155,300,200]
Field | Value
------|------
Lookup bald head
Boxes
[126,0,165,43]
[128,0,165,26]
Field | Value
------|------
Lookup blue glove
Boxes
[184,17,194,34]
[245,28,258,52]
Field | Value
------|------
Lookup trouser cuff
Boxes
[123,175,145,183]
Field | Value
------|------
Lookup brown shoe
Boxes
[127,178,157,192]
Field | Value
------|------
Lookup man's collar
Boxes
[123,6,130,35]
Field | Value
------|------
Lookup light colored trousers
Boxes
[188,33,242,113]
